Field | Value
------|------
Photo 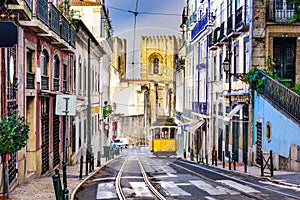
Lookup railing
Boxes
[69,26,76,48]
[259,71,300,123]
[41,75,49,90]
[36,0,48,25]
[49,3,60,35]
[218,22,225,41]
[235,5,249,29]
[53,78,59,91]
[266,1,295,22]
[61,15,69,42]
[26,72,35,89]
[191,12,212,40]
[227,15,233,35]
[187,11,197,27]
[192,102,207,115]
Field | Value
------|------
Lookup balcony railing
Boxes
[191,12,212,40]
[227,15,233,35]
[213,27,220,44]
[187,11,197,27]
[235,5,249,30]
[218,22,225,41]
[26,72,35,89]
[69,26,76,48]
[36,0,48,25]
[259,71,300,123]
[266,1,295,22]
[192,102,207,115]
[49,3,60,35]
[61,15,69,42]
[41,75,49,90]
[53,78,59,91]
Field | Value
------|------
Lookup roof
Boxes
[70,0,102,6]
[150,118,177,127]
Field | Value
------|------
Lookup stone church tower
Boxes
[140,35,181,123]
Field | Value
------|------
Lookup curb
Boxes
[70,158,116,200]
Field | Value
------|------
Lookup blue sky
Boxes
[105,0,185,78]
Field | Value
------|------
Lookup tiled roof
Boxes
[70,0,102,6]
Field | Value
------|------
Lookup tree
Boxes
[0,111,29,197]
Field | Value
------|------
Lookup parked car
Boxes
[113,138,129,148]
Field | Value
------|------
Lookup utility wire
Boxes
[131,0,139,78]
[107,5,181,16]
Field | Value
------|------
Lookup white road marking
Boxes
[159,181,191,196]
[217,180,261,194]
[93,177,115,182]
[190,180,228,195]
[130,182,153,197]
[205,197,218,200]
[259,181,300,192]
[96,182,117,199]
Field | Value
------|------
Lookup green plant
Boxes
[292,82,300,95]
[0,111,29,196]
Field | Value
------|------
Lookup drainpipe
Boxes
[87,37,92,171]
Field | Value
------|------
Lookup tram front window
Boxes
[162,128,169,139]
[170,128,175,139]
[155,128,160,139]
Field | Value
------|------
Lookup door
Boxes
[256,122,263,166]
[41,97,50,175]
[274,38,296,82]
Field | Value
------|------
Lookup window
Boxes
[219,52,223,80]
[233,42,239,81]
[26,48,35,89]
[153,58,159,74]
[53,55,60,91]
[78,57,82,91]
[244,37,249,74]
[63,64,67,91]
[26,48,33,72]
[213,55,217,81]
[266,122,271,142]
[218,103,223,116]
[41,50,49,76]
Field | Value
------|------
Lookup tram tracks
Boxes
[115,156,166,200]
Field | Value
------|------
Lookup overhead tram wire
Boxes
[131,0,139,78]
[107,6,181,16]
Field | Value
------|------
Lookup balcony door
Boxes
[273,37,296,82]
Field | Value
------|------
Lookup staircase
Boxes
[258,71,300,125]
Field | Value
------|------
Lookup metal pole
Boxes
[62,97,69,199]
[87,37,92,172]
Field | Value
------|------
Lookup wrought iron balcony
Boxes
[69,26,76,48]
[53,78,59,91]
[192,102,207,115]
[7,0,33,20]
[49,3,60,35]
[41,75,49,90]
[266,1,295,23]
[26,72,35,89]
[227,15,233,35]
[61,15,69,42]
[258,71,300,123]
[235,6,249,31]
[36,0,48,25]
[191,12,212,40]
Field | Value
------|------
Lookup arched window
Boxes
[41,50,49,90]
[266,122,271,142]
[53,55,60,91]
[153,58,159,74]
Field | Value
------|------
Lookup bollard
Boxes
[97,151,101,166]
[63,188,69,200]
[90,154,94,172]
[270,150,274,177]
[56,169,62,195]
[214,150,217,166]
[79,156,83,179]
[260,150,264,176]
[222,151,225,168]
[52,173,63,200]
[228,151,231,170]
[205,155,208,164]
[86,154,89,176]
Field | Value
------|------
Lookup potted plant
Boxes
[0,111,29,200]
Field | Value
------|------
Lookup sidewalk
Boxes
[8,157,110,200]
[211,160,300,188]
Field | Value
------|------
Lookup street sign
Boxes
[104,123,109,130]
[55,95,77,116]
[0,22,18,47]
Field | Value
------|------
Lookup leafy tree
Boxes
[0,111,29,196]
[287,0,300,23]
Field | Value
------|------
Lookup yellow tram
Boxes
[149,118,178,156]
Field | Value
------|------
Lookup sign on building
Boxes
[55,95,77,116]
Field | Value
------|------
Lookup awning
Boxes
[183,119,197,132]
[224,104,244,121]
[187,120,205,132]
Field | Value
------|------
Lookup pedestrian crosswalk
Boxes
[96,179,260,199]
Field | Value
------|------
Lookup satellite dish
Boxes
[0,0,7,9]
